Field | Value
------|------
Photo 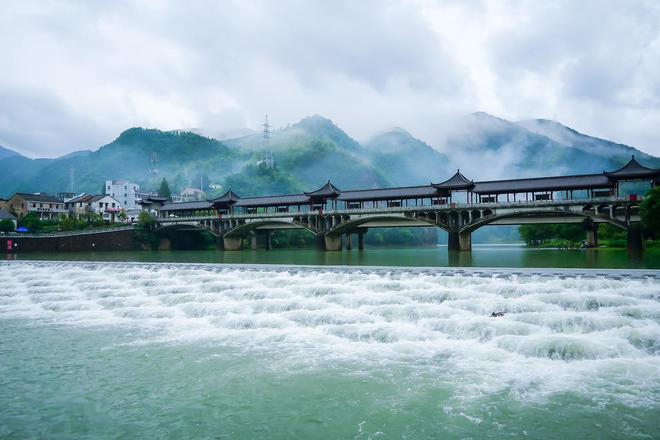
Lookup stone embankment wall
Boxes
[2,228,136,253]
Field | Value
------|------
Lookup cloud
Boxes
[0,0,659,157]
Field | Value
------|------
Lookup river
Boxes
[5,243,660,268]
[1,248,659,438]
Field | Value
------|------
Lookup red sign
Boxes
[629,194,637,201]
[7,240,12,251]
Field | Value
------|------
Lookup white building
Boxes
[65,194,122,222]
[105,180,141,209]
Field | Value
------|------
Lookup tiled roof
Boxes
[65,194,93,204]
[0,208,16,220]
[472,174,613,194]
[305,181,341,197]
[235,194,310,207]
[433,170,474,189]
[604,156,660,179]
[338,185,439,201]
[13,193,63,203]
[160,201,213,211]
[211,190,240,204]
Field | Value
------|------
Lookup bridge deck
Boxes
[157,196,629,222]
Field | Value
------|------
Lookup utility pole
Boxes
[68,166,76,194]
[263,114,270,139]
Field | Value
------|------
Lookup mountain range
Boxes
[0,112,658,199]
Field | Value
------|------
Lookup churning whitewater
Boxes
[1,261,660,438]
[2,262,660,397]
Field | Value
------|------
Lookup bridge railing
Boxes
[157,197,629,223]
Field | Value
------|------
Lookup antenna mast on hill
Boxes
[68,166,76,194]
[263,114,271,140]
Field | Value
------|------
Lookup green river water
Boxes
[1,246,659,438]
[6,243,660,269]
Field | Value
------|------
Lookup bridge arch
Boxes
[327,214,446,236]
[459,209,628,234]
[223,219,319,238]
[155,223,219,237]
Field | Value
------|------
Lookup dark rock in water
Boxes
[491,312,505,317]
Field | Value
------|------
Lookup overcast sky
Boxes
[1,0,659,158]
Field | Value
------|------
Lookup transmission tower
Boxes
[263,114,271,139]
[68,166,76,193]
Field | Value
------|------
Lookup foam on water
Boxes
[1,261,660,408]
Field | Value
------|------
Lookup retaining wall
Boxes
[2,228,136,253]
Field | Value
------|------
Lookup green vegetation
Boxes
[15,212,119,233]
[158,178,172,199]
[641,186,660,235]
[519,224,587,247]
[0,219,15,232]
[134,211,160,249]
[365,228,438,247]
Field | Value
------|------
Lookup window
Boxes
[107,186,110,190]
[112,203,115,207]
[31,203,35,207]
[124,186,127,190]
[49,204,53,208]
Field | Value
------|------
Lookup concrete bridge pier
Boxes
[358,230,365,250]
[448,230,472,252]
[223,236,242,251]
[325,234,342,251]
[250,232,257,250]
[586,228,599,247]
[627,223,644,254]
[316,235,327,250]
[215,236,224,250]
[346,233,352,251]
[265,231,272,251]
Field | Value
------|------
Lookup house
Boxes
[0,209,17,228]
[138,196,169,215]
[180,187,206,201]
[6,193,67,219]
[65,194,122,222]
[125,209,143,224]
[105,180,141,209]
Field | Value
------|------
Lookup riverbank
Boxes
[526,239,660,249]
[2,227,136,253]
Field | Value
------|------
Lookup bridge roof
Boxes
[235,194,310,207]
[604,156,660,179]
[211,190,240,204]
[432,170,473,189]
[305,181,341,198]
[338,185,438,202]
[160,201,213,211]
[472,174,613,194]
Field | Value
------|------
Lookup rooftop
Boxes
[13,193,63,203]
[0,208,16,220]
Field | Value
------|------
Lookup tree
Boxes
[0,219,14,232]
[159,178,172,200]
[137,211,155,228]
[641,186,660,234]
[118,210,127,223]
[101,182,107,196]
[18,212,43,231]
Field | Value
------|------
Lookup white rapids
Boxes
[1,261,660,407]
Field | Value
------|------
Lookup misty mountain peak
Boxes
[293,114,338,132]
[0,145,22,160]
